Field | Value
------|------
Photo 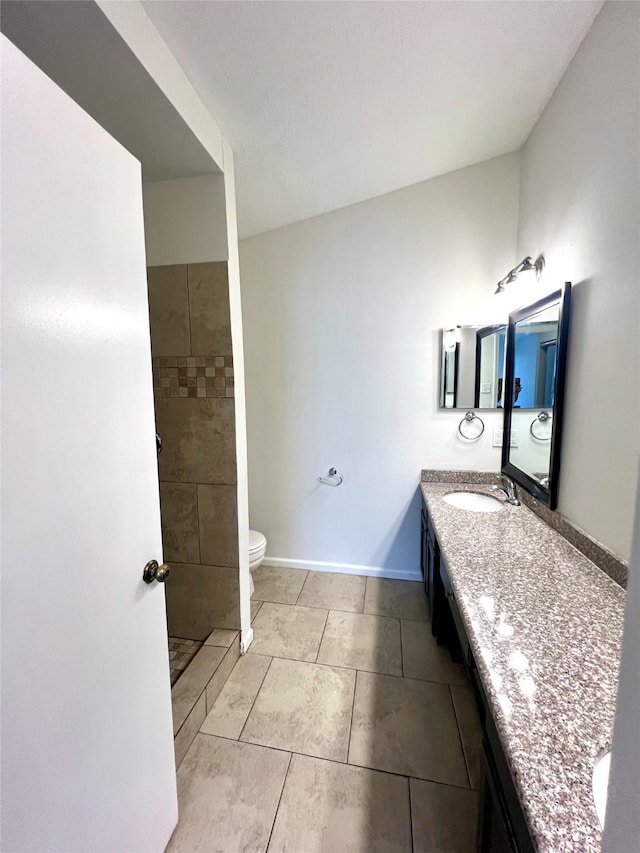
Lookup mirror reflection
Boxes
[440,324,506,409]
[507,304,559,483]
[511,305,558,410]
[502,283,571,510]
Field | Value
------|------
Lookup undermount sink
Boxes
[592,750,611,829]
[442,491,504,512]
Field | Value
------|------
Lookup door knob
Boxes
[143,560,171,584]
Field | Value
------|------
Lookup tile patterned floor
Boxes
[168,569,482,852]
[169,637,203,687]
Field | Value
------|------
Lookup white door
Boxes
[0,36,178,852]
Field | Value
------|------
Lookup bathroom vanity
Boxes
[420,476,625,852]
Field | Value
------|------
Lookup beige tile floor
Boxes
[168,569,482,853]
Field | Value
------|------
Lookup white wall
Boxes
[240,154,519,577]
[516,0,640,560]
[142,174,228,265]
[584,7,640,844]
[222,140,253,650]
[97,0,225,169]
[603,472,640,850]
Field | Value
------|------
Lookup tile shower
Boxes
[147,262,241,668]
[168,637,203,686]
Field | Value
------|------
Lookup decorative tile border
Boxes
[153,355,234,399]
[420,469,628,588]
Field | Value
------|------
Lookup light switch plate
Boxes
[492,429,503,447]
[510,430,520,447]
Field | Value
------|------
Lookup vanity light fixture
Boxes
[494,256,544,295]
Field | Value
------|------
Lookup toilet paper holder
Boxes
[318,467,344,486]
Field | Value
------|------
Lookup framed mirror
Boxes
[439,324,507,409]
[502,283,571,508]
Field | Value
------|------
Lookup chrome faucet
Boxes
[495,476,520,506]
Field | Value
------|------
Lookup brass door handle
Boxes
[143,560,171,584]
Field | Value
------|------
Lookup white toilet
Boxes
[248,529,267,596]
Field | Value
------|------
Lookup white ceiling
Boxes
[142,1,602,238]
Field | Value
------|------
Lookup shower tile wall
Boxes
[148,262,240,640]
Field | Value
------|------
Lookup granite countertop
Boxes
[420,481,626,853]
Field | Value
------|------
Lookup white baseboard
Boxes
[240,627,254,655]
[262,556,422,583]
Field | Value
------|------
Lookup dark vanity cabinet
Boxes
[472,649,535,853]
[438,555,467,663]
[421,498,535,853]
[478,747,519,853]
[420,504,428,599]
[420,505,452,645]
[420,504,436,621]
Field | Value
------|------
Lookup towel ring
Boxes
[530,411,552,441]
[458,411,485,442]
